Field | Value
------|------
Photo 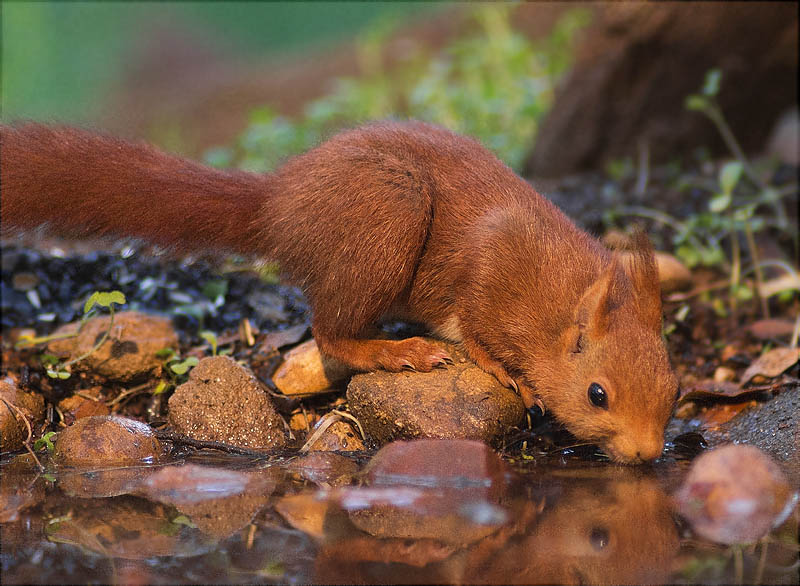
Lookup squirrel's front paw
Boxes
[378,337,453,372]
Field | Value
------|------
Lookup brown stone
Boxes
[168,355,286,449]
[346,347,524,445]
[272,339,352,397]
[47,311,178,381]
[54,415,162,467]
[0,379,45,452]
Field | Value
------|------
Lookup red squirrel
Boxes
[0,121,678,463]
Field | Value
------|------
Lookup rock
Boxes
[287,451,360,487]
[674,444,798,544]
[136,463,277,538]
[527,3,797,177]
[305,420,365,453]
[0,454,46,522]
[0,379,45,452]
[703,386,800,485]
[168,356,286,449]
[54,415,163,467]
[46,497,214,559]
[58,387,110,424]
[365,438,509,486]
[275,494,334,540]
[654,252,692,293]
[47,311,178,381]
[342,439,513,545]
[272,339,352,397]
[712,367,736,383]
[346,350,524,445]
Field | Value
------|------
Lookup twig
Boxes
[665,279,732,302]
[153,430,282,458]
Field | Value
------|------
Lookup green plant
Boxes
[206,5,591,173]
[16,290,127,379]
[607,69,798,318]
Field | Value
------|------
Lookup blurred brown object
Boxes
[526,2,798,177]
[103,4,591,157]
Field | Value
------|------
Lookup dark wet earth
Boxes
[1,227,798,585]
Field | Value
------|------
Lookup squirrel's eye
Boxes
[588,382,608,409]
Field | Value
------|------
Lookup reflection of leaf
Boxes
[740,347,800,384]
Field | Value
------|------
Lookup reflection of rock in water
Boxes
[314,467,678,585]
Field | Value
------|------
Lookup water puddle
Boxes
[2,444,797,585]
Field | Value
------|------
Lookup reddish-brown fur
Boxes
[0,121,677,462]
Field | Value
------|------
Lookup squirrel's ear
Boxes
[575,254,623,337]
[622,229,662,331]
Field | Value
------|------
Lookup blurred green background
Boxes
[1,1,437,122]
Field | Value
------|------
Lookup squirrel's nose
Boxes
[608,434,664,464]
[636,437,665,462]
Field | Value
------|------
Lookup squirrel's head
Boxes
[529,231,678,464]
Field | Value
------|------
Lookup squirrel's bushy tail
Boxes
[1,123,271,255]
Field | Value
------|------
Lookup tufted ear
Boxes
[622,229,663,332]
[575,254,625,339]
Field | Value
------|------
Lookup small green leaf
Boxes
[39,353,60,366]
[83,291,100,314]
[155,348,175,360]
[200,331,218,356]
[674,304,691,322]
[685,94,709,112]
[34,431,57,453]
[709,192,731,213]
[201,280,228,302]
[170,356,199,375]
[42,473,56,482]
[701,68,722,97]
[676,244,701,268]
[46,368,71,380]
[153,381,169,395]
[718,161,743,196]
[733,283,754,301]
[733,203,756,222]
[84,290,126,313]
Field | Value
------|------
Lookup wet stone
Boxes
[57,387,110,424]
[168,355,287,449]
[674,443,798,544]
[0,378,46,452]
[47,311,179,381]
[54,415,163,467]
[346,347,524,445]
[287,451,360,487]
